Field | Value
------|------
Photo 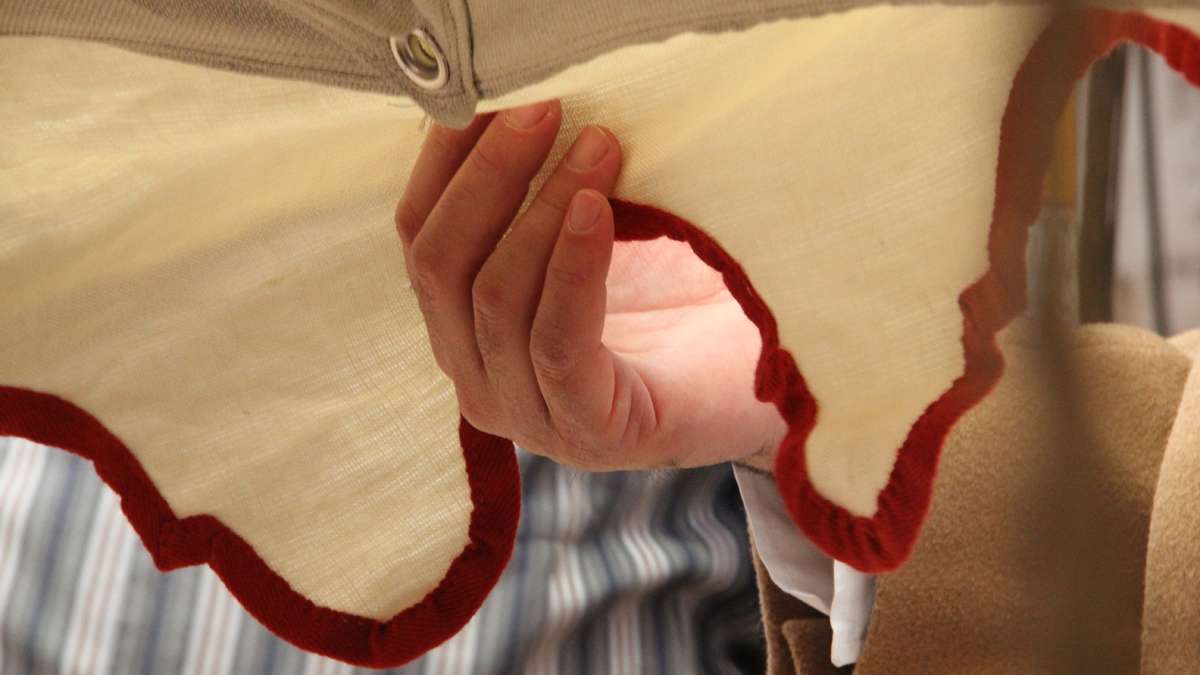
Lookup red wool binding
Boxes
[1,8,1196,667]
[0,386,519,667]
[614,9,1200,573]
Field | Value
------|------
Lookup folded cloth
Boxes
[753,319,1197,674]
[735,465,875,667]
[854,320,1191,674]
[1141,329,1200,672]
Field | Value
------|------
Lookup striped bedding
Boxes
[0,436,764,674]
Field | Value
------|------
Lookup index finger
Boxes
[394,112,494,250]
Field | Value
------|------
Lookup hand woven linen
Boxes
[2,1,1198,667]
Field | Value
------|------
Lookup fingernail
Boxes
[504,101,550,130]
[566,126,610,171]
[567,190,603,234]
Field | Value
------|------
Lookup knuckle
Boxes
[457,390,499,434]
[408,238,443,290]
[393,197,424,244]
[466,141,506,179]
[470,271,509,313]
[474,323,501,369]
[457,395,481,424]
[549,432,610,471]
[451,171,490,208]
[530,333,576,387]
[412,282,438,317]
[471,279,510,365]
[531,184,574,216]
[545,261,589,289]
[427,338,456,378]
[508,417,553,457]
[408,234,438,269]
[424,128,459,158]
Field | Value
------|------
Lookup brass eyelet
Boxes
[390,29,449,90]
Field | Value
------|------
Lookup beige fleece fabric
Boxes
[757,320,1196,673]
[852,320,1190,674]
[1141,329,1200,673]
[753,545,850,675]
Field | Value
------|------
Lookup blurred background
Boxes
[1020,42,1199,675]
[1113,45,1200,334]
[1029,44,1199,335]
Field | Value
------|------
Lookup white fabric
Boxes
[733,465,876,667]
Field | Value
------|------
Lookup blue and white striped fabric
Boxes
[0,436,764,674]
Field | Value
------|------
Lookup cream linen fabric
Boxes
[1148,6,1200,34]
[4,3,1199,621]
[475,3,1057,516]
[0,39,469,620]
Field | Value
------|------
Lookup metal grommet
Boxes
[390,29,449,90]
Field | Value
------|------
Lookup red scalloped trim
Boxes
[2,8,1196,667]
[0,385,519,668]
[611,9,1200,572]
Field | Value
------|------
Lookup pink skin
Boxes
[395,98,787,471]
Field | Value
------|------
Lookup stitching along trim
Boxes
[0,386,520,667]
[0,7,1196,668]
[610,8,1200,573]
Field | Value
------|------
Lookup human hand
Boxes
[395,99,787,470]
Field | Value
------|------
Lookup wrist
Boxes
[734,435,782,475]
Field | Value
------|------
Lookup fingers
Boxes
[402,101,562,430]
[394,112,493,248]
[471,126,622,447]
[416,101,562,269]
[395,113,493,378]
[397,101,628,457]
[529,190,623,459]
